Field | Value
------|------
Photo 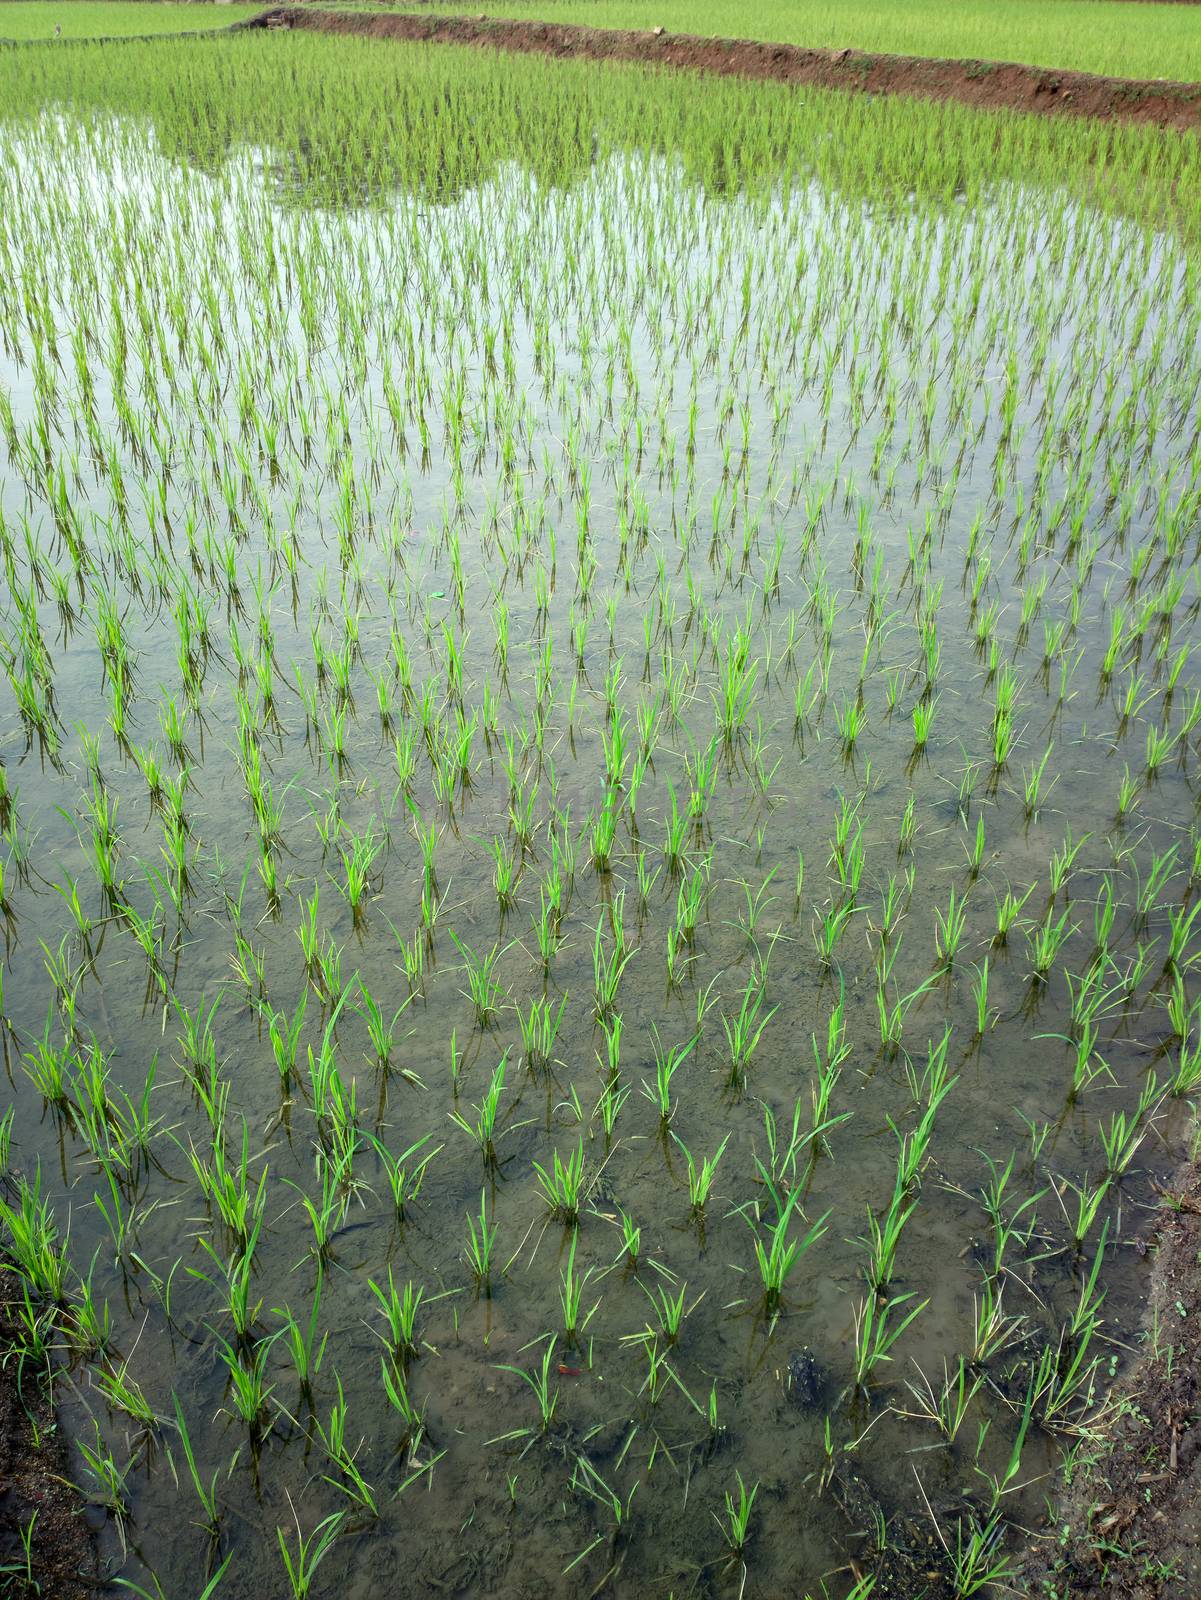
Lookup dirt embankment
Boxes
[1022,1155,1201,1600]
[252,6,1201,130]
[0,1272,96,1600]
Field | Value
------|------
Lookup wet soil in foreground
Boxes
[0,1271,96,1600]
[6,1175,1198,1595]
[1022,1153,1201,1600]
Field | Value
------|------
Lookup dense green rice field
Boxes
[1,21,1201,1600]
[417,0,1201,82]
[9,0,1199,79]
[7,0,1199,79]
[0,2,261,39]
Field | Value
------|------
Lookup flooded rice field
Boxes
[1,32,1201,1600]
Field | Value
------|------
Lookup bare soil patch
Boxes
[1022,1156,1201,1600]
[0,1272,96,1600]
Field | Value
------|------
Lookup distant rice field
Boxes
[414,0,1201,81]
[0,2,262,39]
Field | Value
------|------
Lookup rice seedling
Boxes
[0,27,1198,1595]
[558,1231,599,1346]
[355,980,418,1082]
[902,1355,982,1444]
[276,1500,344,1600]
[1058,1173,1113,1254]
[532,1137,587,1226]
[947,1512,1015,1598]
[933,884,969,970]
[212,1328,275,1442]
[516,992,568,1075]
[750,1189,830,1324]
[379,1355,427,1451]
[721,971,776,1088]
[813,896,859,968]
[463,1189,497,1295]
[451,933,507,1028]
[167,1394,222,1543]
[716,1470,758,1561]
[274,1287,329,1405]
[370,1131,438,1222]
[366,1270,425,1366]
[1,1172,71,1305]
[339,821,382,925]
[1027,906,1075,980]
[850,1290,929,1395]
[75,1421,133,1547]
[675,1132,730,1220]
[1021,743,1055,820]
[490,1337,560,1450]
[640,1030,699,1126]
[592,913,636,1023]
[449,1055,508,1168]
[854,1172,917,1296]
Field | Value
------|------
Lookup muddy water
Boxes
[0,42,1199,1600]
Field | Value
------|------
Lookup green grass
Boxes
[400,0,1201,84]
[0,2,263,39]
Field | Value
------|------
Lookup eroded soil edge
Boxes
[255,6,1201,130]
[0,1271,96,1600]
[1022,1153,1201,1600]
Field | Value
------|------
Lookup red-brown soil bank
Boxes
[255,6,1201,130]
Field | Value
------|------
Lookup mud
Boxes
[1021,1154,1201,1600]
[0,1271,96,1600]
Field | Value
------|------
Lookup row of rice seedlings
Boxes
[0,28,1199,1598]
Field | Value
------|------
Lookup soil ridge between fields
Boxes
[252,5,1201,129]
[1020,1150,1201,1599]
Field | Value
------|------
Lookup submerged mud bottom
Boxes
[0,1272,95,1600]
[251,5,1201,130]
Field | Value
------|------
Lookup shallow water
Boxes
[1,39,1200,1600]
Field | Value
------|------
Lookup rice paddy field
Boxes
[2,21,1201,1600]
[409,0,1201,83]
[0,3,262,40]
